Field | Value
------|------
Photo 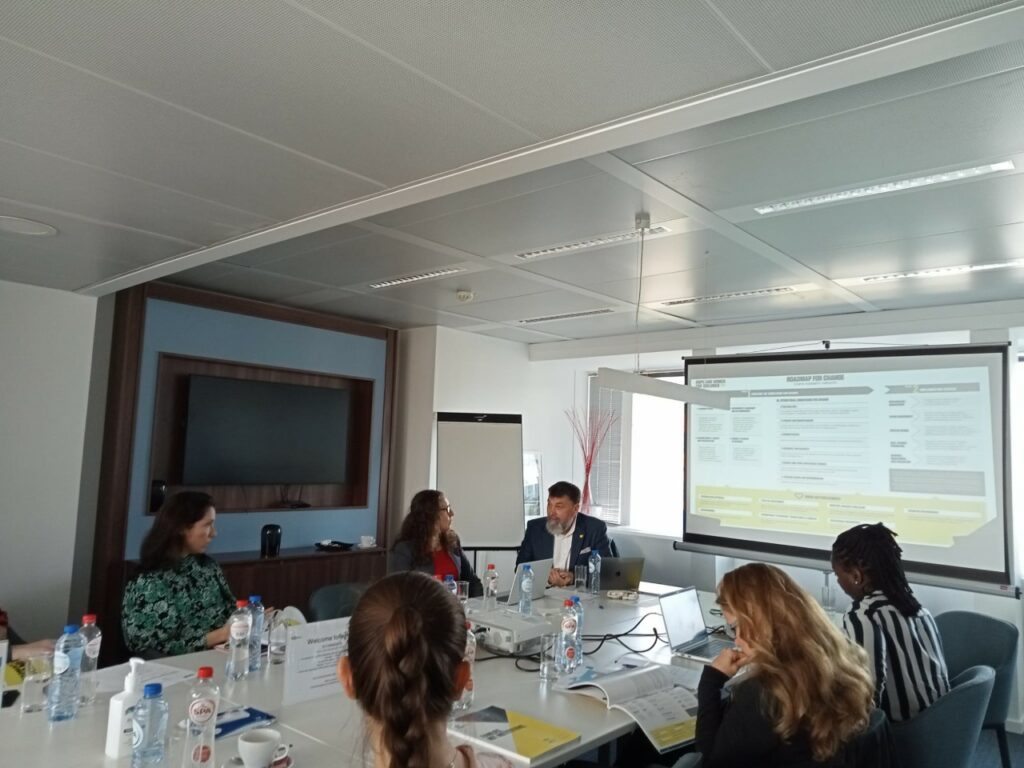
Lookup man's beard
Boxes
[546,517,567,536]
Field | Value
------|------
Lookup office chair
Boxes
[936,610,1019,768]
[608,538,620,558]
[891,665,995,768]
[308,582,369,622]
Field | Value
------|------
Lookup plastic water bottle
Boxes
[444,574,457,597]
[571,596,585,670]
[454,622,476,712]
[132,683,169,768]
[483,564,499,611]
[588,550,602,595]
[518,564,534,616]
[79,613,103,705]
[181,667,219,768]
[247,596,265,673]
[557,600,578,673]
[47,624,85,721]
[225,600,252,681]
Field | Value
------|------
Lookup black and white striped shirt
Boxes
[843,591,950,722]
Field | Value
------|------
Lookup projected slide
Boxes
[684,348,1007,580]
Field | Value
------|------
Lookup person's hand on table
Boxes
[205,622,231,648]
[10,638,55,661]
[548,568,573,587]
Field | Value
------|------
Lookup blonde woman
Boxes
[693,563,881,767]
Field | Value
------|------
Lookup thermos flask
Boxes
[261,524,282,557]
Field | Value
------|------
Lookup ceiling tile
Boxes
[260,234,470,287]
[657,290,851,324]
[0,0,531,187]
[453,290,615,323]
[371,268,548,309]
[711,0,1001,70]
[471,325,572,344]
[399,173,684,258]
[0,237,138,291]
[527,310,684,340]
[295,0,767,138]
[303,292,482,329]
[226,224,370,268]
[839,267,1024,310]
[0,40,379,220]
[163,265,321,303]
[637,65,1024,212]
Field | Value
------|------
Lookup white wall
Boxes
[0,280,98,640]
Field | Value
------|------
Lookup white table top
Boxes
[2,587,715,768]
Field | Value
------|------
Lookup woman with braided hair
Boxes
[337,572,512,768]
[832,522,950,721]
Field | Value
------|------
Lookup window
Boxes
[589,373,685,537]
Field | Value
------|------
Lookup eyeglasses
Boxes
[439,505,454,517]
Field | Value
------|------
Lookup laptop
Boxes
[600,557,644,590]
[502,558,553,606]
[660,587,734,663]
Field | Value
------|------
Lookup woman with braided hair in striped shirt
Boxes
[832,522,950,721]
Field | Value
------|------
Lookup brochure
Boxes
[554,662,699,753]
[449,705,580,764]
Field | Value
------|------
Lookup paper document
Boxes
[282,617,350,705]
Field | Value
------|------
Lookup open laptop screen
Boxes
[660,588,709,651]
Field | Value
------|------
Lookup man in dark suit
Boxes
[516,480,611,587]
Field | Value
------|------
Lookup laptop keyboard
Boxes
[683,637,734,659]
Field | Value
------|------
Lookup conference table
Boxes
[2,588,716,768]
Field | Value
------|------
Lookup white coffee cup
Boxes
[359,535,375,548]
[238,728,289,768]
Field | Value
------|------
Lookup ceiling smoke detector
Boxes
[455,290,475,303]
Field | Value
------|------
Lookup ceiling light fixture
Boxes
[514,225,670,260]
[596,367,732,410]
[0,215,58,236]
[368,267,463,289]
[517,308,615,324]
[660,283,820,306]
[754,161,1015,215]
[835,259,1024,286]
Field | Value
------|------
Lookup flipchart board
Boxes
[435,413,524,548]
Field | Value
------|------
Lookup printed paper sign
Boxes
[282,618,350,705]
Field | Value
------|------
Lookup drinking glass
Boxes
[268,613,288,665]
[574,565,588,592]
[538,634,559,681]
[456,581,470,610]
[20,652,53,713]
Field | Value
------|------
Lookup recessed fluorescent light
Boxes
[368,267,463,289]
[835,259,1024,286]
[660,283,820,306]
[754,161,1015,215]
[515,225,671,260]
[0,215,58,236]
[517,308,616,324]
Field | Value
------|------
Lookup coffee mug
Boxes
[238,728,289,768]
[359,535,375,549]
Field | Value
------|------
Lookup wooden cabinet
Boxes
[216,547,386,612]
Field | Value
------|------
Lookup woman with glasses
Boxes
[389,489,483,597]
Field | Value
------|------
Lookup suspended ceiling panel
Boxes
[0,237,138,292]
[164,264,328,304]
[473,326,573,344]
[225,224,371,268]
[523,310,684,340]
[663,292,858,325]
[298,291,483,329]
[0,140,270,246]
[257,233,472,288]
[0,41,379,222]
[709,0,1004,70]
[0,0,531,187]
[740,172,1024,268]
[293,0,769,138]
[372,268,549,309]
[840,268,1024,310]
[636,65,1024,212]
[451,290,614,323]
[395,173,685,258]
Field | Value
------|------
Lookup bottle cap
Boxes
[523,564,532,570]
[143,683,162,698]
[465,621,472,630]
[564,599,573,607]
[248,596,261,604]
[236,599,249,608]
[444,575,455,581]
[487,564,495,570]
[197,667,214,679]
[82,614,97,624]
[63,624,79,635]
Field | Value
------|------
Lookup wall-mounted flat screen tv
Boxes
[181,375,351,485]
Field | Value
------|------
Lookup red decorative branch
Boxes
[566,407,617,511]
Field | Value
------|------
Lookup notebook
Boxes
[659,587,733,663]
[599,557,644,590]
[503,559,553,605]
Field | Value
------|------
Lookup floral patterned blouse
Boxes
[122,554,235,656]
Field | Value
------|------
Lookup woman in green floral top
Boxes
[122,492,236,656]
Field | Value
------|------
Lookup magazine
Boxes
[449,705,580,764]
[554,662,700,753]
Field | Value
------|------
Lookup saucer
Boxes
[225,756,292,768]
